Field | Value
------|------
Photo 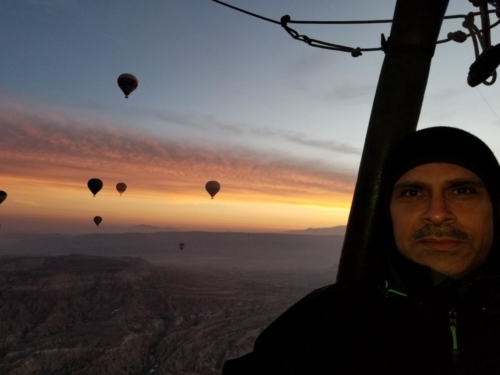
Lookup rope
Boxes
[447,31,468,43]
[212,1,498,26]
[437,20,500,45]
[462,9,499,86]
[281,16,366,56]
[211,0,280,25]
[483,70,498,85]
[480,3,492,47]
[469,26,481,58]
[212,0,499,58]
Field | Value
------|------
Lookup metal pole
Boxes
[336,0,450,283]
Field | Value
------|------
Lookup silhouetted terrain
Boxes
[0,233,339,374]
[0,232,343,270]
[284,225,346,235]
[0,256,169,374]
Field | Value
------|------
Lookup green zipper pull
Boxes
[384,280,407,298]
[449,309,459,364]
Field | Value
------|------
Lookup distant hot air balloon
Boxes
[205,181,220,199]
[88,179,103,197]
[116,182,127,196]
[179,243,185,251]
[117,73,138,98]
[94,216,102,226]
[0,191,6,204]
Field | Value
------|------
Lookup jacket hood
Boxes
[380,127,500,294]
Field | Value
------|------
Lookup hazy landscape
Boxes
[0,231,342,375]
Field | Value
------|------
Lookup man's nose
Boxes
[422,194,455,225]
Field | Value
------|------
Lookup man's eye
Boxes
[401,189,421,197]
[454,187,476,195]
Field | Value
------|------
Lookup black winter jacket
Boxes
[222,255,500,375]
[222,127,500,374]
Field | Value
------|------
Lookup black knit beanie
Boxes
[384,126,500,201]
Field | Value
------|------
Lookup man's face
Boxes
[390,163,494,279]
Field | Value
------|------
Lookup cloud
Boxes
[51,99,360,155]
[0,98,356,204]
[146,109,361,155]
[281,132,359,154]
[13,200,39,207]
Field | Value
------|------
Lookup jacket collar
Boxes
[383,247,500,307]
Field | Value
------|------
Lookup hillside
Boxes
[0,255,169,374]
[0,231,343,270]
[0,255,335,375]
[284,226,347,235]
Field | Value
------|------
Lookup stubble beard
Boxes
[397,225,487,279]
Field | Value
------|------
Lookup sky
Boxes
[2,0,500,234]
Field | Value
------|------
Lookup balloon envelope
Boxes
[179,243,185,251]
[205,181,220,199]
[94,216,102,226]
[0,191,6,204]
[116,182,127,196]
[88,179,103,197]
[117,73,138,98]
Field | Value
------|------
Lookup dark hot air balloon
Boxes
[205,181,220,199]
[88,179,103,197]
[94,216,102,226]
[0,191,6,204]
[116,182,127,196]
[179,243,185,251]
[117,73,138,98]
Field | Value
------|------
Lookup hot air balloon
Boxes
[117,73,138,98]
[179,243,185,251]
[94,216,102,226]
[88,179,103,197]
[205,181,220,199]
[116,182,127,196]
[0,191,6,204]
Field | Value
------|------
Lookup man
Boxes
[222,127,500,375]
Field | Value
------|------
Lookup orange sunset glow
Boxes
[0,97,354,233]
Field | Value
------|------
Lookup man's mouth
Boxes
[419,238,463,250]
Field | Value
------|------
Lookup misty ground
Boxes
[0,232,341,375]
